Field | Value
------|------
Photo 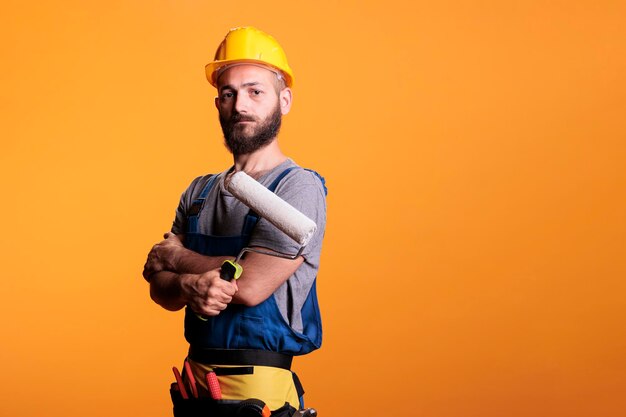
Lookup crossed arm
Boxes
[143,233,303,316]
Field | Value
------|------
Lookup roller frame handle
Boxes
[220,259,243,281]
[196,260,243,321]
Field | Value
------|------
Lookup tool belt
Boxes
[171,348,304,417]
[188,348,293,370]
[170,389,296,417]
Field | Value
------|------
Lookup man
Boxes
[143,27,326,416]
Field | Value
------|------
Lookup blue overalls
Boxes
[180,167,324,411]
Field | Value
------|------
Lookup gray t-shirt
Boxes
[171,159,326,333]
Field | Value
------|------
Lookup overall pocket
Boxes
[236,315,268,349]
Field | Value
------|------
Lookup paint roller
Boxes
[218,170,317,281]
[196,170,316,321]
[229,171,317,246]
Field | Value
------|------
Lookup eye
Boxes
[221,91,234,99]
[252,90,262,95]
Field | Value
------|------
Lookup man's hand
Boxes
[181,269,239,316]
[144,234,233,311]
[143,232,184,280]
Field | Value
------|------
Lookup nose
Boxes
[234,91,250,114]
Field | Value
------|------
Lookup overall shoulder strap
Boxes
[303,168,328,196]
[267,166,299,192]
[186,175,217,234]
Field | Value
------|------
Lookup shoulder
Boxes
[176,171,226,214]
[186,174,210,193]
[180,170,224,200]
[273,162,327,197]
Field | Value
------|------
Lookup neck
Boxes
[233,139,288,179]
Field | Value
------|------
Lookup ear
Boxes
[279,87,292,115]
[214,96,219,109]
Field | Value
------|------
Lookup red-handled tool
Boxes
[172,366,189,400]
[206,371,222,400]
[183,360,199,399]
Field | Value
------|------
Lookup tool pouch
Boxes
[170,384,297,417]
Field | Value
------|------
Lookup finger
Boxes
[192,305,220,317]
[199,300,227,315]
[221,281,238,296]
[207,287,233,304]
[217,294,233,304]
[211,280,236,298]
[165,232,179,241]
[162,232,182,247]
[224,284,237,297]
[143,261,155,277]
[142,264,150,280]
[212,300,228,310]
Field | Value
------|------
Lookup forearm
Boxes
[150,269,238,316]
[231,250,303,306]
[149,271,193,311]
[172,247,229,274]
[143,233,230,279]
[145,235,302,309]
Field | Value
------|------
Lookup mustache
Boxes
[230,113,257,123]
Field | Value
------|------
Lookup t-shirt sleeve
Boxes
[171,175,206,235]
[247,169,327,266]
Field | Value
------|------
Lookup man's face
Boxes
[215,64,289,155]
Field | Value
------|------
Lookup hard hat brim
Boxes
[206,59,294,88]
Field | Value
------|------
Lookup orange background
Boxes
[1,1,625,416]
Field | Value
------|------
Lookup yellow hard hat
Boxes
[206,26,294,88]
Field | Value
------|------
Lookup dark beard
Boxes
[220,104,282,155]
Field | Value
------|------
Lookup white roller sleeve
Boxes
[227,171,318,246]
